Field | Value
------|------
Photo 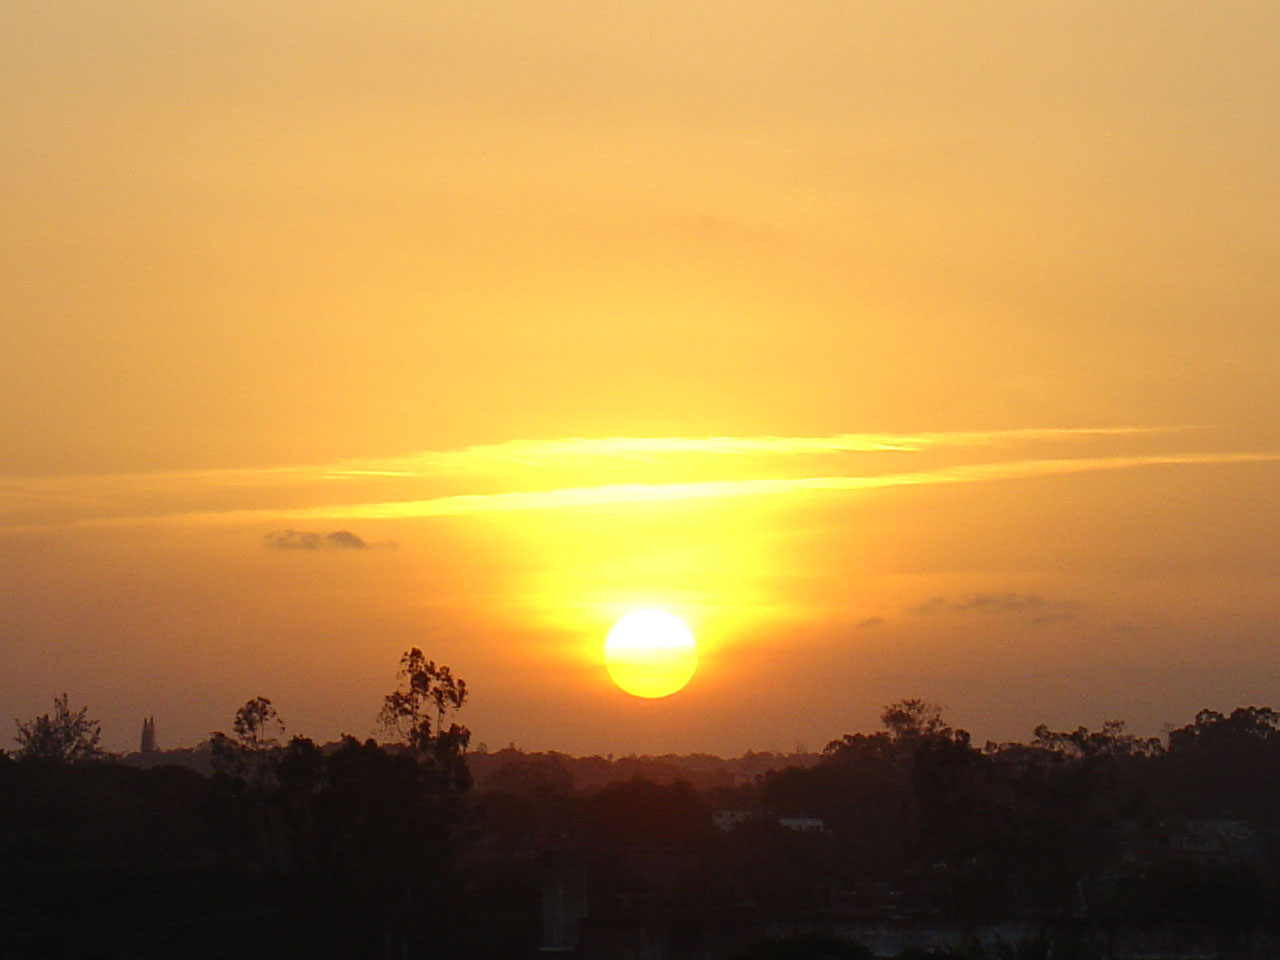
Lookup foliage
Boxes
[1168,705,1280,751]
[7,687,1280,958]
[14,693,102,762]
[232,695,285,750]
[880,697,952,741]
[210,696,284,783]
[1031,719,1163,759]
[1158,705,1280,828]
[275,733,325,793]
[201,655,476,956]
[378,648,471,783]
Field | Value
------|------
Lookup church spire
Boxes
[140,716,157,755]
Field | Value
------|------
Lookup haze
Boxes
[3,2,1277,755]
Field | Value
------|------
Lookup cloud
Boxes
[915,593,1074,617]
[265,530,323,550]
[856,616,885,629]
[5,432,1277,534]
[0,424,1184,500]
[339,425,1184,474]
[265,529,369,550]
[261,451,1280,522]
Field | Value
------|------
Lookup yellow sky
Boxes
[2,2,1278,754]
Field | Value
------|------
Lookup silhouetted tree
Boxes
[1168,705,1280,752]
[1160,705,1280,828]
[198,662,475,957]
[234,696,284,750]
[14,693,102,762]
[379,649,467,751]
[1031,719,1162,760]
[379,648,471,796]
[881,698,951,741]
[976,723,1153,918]
[312,733,474,957]
[817,701,971,878]
[275,734,324,793]
[210,696,284,784]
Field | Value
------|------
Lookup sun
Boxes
[603,609,698,699]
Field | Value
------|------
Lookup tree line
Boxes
[5,672,1280,958]
[2,649,476,959]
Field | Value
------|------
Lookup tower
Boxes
[140,716,157,755]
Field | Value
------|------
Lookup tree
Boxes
[880,698,951,741]
[275,734,324,794]
[233,696,285,752]
[1168,705,1280,752]
[1162,705,1280,827]
[211,696,284,783]
[14,693,102,762]
[1031,719,1163,760]
[379,648,469,760]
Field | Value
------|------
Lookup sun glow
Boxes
[603,609,698,699]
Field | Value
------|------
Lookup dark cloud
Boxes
[265,529,372,550]
[325,530,368,549]
[856,616,885,629]
[914,593,1076,620]
[266,530,323,550]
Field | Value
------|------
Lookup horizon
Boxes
[12,685,1264,760]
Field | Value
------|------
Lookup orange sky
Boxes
[3,2,1278,755]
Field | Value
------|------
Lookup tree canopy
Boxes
[14,693,101,763]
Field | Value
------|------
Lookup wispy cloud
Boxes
[27,448,1276,531]
[278,450,1280,521]
[2,428,1270,533]
[1,424,1182,492]
[324,425,1183,476]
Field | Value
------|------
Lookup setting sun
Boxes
[603,609,698,699]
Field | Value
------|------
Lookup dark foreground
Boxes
[3,703,1280,959]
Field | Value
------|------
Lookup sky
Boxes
[3,2,1278,756]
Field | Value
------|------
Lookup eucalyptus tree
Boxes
[379,648,470,769]
[211,696,285,784]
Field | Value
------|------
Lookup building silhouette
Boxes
[140,716,158,755]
